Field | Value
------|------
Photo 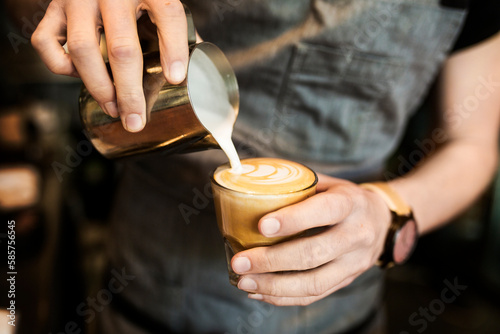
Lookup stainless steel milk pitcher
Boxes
[79,6,239,159]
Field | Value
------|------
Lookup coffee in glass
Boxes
[211,157,317,285]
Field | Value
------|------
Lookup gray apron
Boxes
[100,1,466,333]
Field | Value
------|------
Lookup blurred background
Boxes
[0,1,499,334]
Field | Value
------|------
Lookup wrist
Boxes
[360,182,419,268]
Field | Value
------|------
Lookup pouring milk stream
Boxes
[188,49,242,173]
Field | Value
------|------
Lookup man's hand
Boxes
[31,0,189,132]
[231,174,391,306]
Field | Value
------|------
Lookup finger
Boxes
[140,0,188,84]
[66,1,118,117]
[100,0,146,132]
[232,224,360,273]
[31,1,77,77]
[237,254,362,299]
[258,185,355,238]
[316,173,341,192]
[247,275,357,307]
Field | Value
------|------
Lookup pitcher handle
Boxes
[184,4,197,45]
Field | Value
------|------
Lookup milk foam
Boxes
[214,158,317,194]
[188,49,242,172]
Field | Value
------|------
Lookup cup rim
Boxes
[210,158,318,196]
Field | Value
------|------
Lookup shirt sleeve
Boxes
[453,0,500,51]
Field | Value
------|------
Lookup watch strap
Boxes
[359,182,411,216]
[359,182,417,268]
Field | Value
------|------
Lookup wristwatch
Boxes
[359,182,419,268]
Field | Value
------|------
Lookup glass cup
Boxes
[210,158,318,286]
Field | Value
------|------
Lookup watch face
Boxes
[393,219,417,265]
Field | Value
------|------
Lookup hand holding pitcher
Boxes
[31,0,190,132]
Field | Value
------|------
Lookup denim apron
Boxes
[100,1,466,333]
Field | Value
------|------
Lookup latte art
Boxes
[214,158,317,194]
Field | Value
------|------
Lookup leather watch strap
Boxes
[359,182,411,216]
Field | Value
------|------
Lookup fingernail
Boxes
[248,293,263,300]
[169,60,186,84]
[238,278,257,291]
[261,218,280,236]
[104,101,118,118]
[124,114,144,132]
[232,257,251,273]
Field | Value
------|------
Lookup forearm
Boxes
[389,33,500,234]
[389,139,498,234]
